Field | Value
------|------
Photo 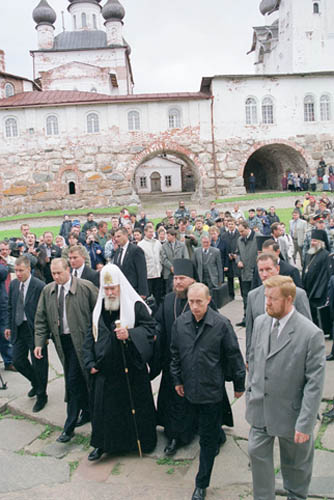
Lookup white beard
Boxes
[307,245,320,255]
[104,296,120,311]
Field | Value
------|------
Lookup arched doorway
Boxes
[243,143,308,191]
[150,171,161,192]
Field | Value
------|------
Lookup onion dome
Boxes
[102,0,125,22]
[259,0,280,16]
[33,0,57,25]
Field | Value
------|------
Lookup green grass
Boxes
[215,190,326,204]
[0,226,59,240]
[38,424,55,440]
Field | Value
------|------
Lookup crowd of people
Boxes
[0,195,333,500]
[281,158,334,192]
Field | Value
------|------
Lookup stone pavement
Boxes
[0,295,334,499]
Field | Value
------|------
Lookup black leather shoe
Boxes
[56,431,74,443]
[236,320,245,327]
[28,387,36,398]
[88,448,104,461]
[5,364,17,372]
[326,354,334,361]
[32,395,48,413]
[191,487,206,500]
[164,438,179,456]
[75,413,90,427]
[323,408,334,419]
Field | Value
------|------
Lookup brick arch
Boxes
[241,140,310,191]
[55,166,82,196]
[130,140,206,197]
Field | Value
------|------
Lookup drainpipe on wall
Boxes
[210,95,219,198]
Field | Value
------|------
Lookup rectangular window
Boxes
[262,105,273,124]
[165,175,172,187]
[304,103,315,122]
[140,177,147,188]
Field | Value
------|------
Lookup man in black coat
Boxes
[251,240,302,290]
[221,218,241,299]
[171,282,245,500]
[68,245,100,288]
[303,229,331,325]
[38,231,61,283]
[4,256,48,412]
[114,227,149,298]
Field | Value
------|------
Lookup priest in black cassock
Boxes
[302,229,331,325]
[155,259,233,456]
[83,264,157,461]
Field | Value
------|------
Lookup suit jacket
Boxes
[221,229,240,278]
[114,243,149,297]
[246,310,325,437]
[81,265,100,288]
[289,218,307,247]
[193,247,223,288]
[245,284,311,360]
[161,240,189,279]
[7,276,45,344]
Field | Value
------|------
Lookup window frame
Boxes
[139,176,147,188]
[304,94,316,122]
[320,94,331,121]
[262,96,274,124]
[46,114,59,136]
[168,108,181,129]
[87,112,100,133]
[165,175,172,188]
[128,110,140,131]
[245,97,258,125]
[4,116,18,138]
[4,83,15,98]
[82,12,87,28]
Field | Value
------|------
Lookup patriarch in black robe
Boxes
[83,264,157,461]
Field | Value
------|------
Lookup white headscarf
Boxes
[92,264,151,341]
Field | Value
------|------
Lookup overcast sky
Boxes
[0,0,269,93]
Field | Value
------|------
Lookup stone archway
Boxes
[243,143,309,191]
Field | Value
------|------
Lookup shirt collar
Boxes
[272,306,295,336]
[22,274,32,290]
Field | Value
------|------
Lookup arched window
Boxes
[168,108,181,128]
[5,83,14,98]
[46,115,59,136]
[258,46,264,64]
[313,2,320,14]
[304,95,315,121]
[73,15,77,30]
[87,112,99,133]
[69,182,76,195]
[82,12,87,28]
[245,97,257,125]
[128,110,140,131]
[262,97,274,124]
[5,117,18,138]
[93,14,97,29]
[90,87,97,93]
[320,94,331,121]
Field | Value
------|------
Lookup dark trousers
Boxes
[148,277,162,306]
[187,400,222,489]
[13,322,48,396]
[240,280,252,318]
[60,334,89,434]
[227,276,242,299]
[0,315,12,366]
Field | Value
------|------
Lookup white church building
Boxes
[0,0,333,214]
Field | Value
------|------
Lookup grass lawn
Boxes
[214,191,326,204]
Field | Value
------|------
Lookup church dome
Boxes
[33,0,57,25]
[259,0,280,16]
[102,0,125,22]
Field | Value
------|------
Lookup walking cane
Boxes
[0,371,8,390]
[115,320,143,458]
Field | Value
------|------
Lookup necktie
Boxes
[269,320,280,353]
[74,270,78,278]
[58,285,65,335]
[15,282,25,327]
[118,247,123,266]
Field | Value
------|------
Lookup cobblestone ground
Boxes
[0,296,334,499]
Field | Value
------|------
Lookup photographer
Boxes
[84,234,104,270]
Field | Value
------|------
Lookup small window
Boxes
[258,46,264,64]
[165,175,172,187]
[5,117,18,138]
[91,87,97,93]
[128,110,140,131]
[69,182,76,195]
[5,83,15,98]
[262,97,274,124]
[140,177,147,188]
[82,12,87,28]
[313,2,320,14]
[320,94,331,121]
[168,108,181,128]
[304,95,315,122]
[73,15,77,30]
[46,115,59,136]
[87,112,99,133]
[245,97,258,125]
[93,14,97,29]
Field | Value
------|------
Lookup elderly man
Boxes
[171,283,245,500]
[246,252,311,361]
[247,275,325,500]
[303,229,331,325]
[193,235,223,293]
[83,264,157,461]
[34,258,98,442]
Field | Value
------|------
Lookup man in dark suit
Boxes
[68,245,100,288]
[38,231,61,283]
[193,235,223,293]
[251,240,302,289]
[4,256,48,412]
[114,227,149,297]
[221,218,241,300]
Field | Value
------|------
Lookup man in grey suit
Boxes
[289,210,307,266]
[161,229,189,293]
[193,235,223,292]
[246,253,311,361]
[246,275,325,500]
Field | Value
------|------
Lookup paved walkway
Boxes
[0,296,334,499]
